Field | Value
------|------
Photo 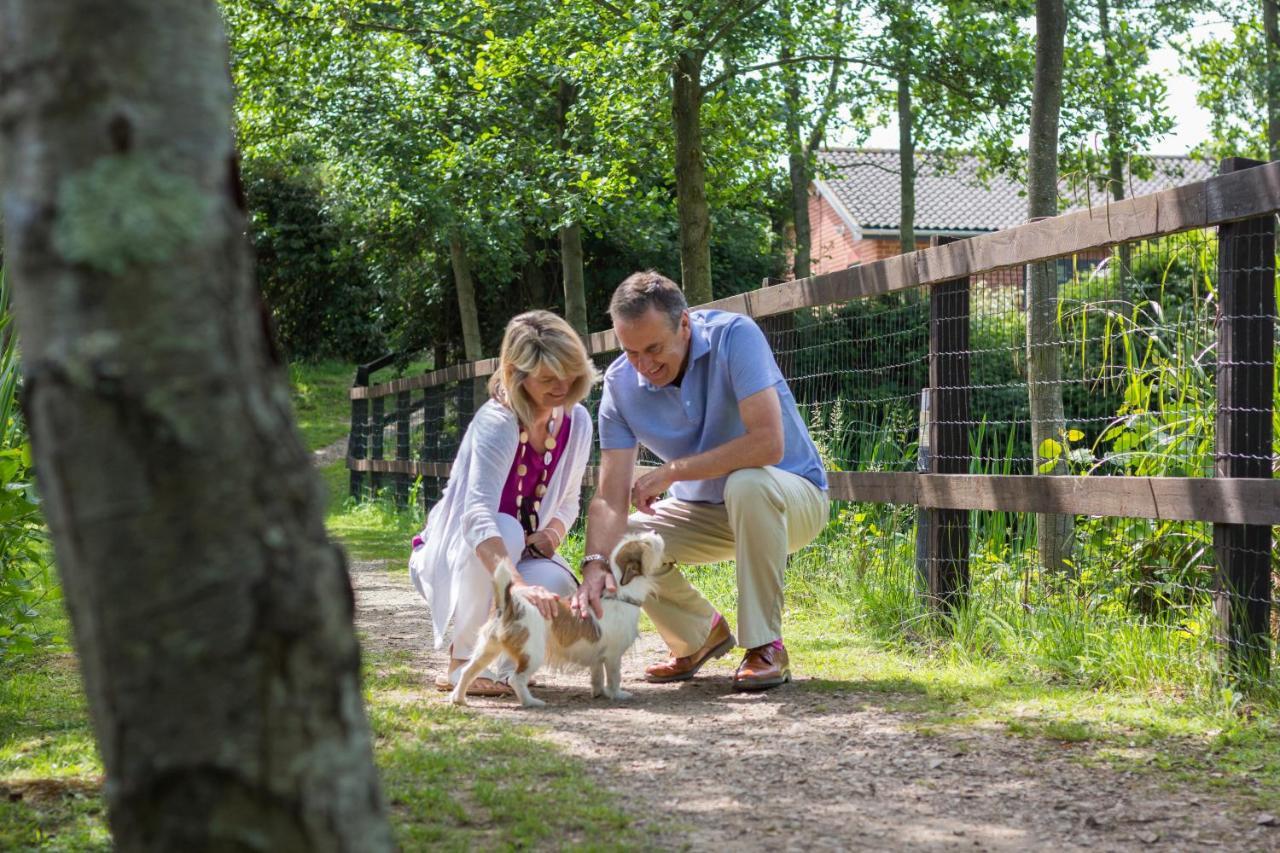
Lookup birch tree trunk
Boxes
[0,2,393,850]
[1026,0,1074,575]
[672,49,714,307]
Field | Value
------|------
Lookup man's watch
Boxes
[579,553,608,571]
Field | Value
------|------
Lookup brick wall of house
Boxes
[806,189,860,275]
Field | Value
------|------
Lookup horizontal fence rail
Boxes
[347,457,1280,525]
[348,157,1280,684]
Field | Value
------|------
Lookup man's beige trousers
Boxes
[627,466,828,655]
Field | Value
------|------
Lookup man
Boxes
[571,271,829,691]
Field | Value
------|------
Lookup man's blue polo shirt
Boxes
[598,309,828,504]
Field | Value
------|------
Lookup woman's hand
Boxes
[512,579,560,619]
[524,528,559,559]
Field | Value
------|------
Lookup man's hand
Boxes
[630,463,675,515]
[571,561,617,619]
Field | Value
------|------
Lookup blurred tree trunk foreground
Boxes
[0,2,394,850]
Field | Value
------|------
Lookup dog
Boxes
[450,531,664,708]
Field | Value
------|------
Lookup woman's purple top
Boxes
[498,412,572,526]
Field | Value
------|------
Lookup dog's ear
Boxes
[619,556,643,586]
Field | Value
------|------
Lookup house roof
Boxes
[815,148,1217,235]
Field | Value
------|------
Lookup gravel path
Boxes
[350,558,1276,852]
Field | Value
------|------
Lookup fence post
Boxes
[1213,156,1275,681]
[370,395,385,498]
[923,235,972,610]
[395,389,411,508]
[915,387,932,588]
[348,365,369,501]
[424,385,445,505]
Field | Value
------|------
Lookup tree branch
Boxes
[806,56,845,153]
[702,53,888,93]
[704,0,773,53]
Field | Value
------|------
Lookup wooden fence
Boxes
[348,157,1280,676]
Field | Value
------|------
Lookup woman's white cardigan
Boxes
[409,399,593,649]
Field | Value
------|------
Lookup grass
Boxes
[0,606,108,851]
[368,651,634,850]
[288,357,432,454]
[288,360,360,452]
[0,594,636,850]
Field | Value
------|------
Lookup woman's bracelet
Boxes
[546,527,563,549]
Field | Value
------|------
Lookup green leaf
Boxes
[1038,438,1063,461]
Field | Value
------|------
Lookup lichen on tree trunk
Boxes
[0,2,393,849]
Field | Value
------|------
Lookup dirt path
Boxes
[350,559,1276,852]
[313,435,348,467]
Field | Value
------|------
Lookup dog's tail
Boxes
[492,558,518,621]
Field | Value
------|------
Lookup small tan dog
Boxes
[451,532,663,708]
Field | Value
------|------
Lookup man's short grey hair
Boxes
[609,270,688,329]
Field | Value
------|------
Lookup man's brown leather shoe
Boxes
[732,644,791,691]
[644,618,736,683]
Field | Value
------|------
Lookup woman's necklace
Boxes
[514,407,561,534]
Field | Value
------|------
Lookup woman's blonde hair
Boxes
[488,310,599,426]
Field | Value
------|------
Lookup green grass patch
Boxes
[367,651,635,850]
[288,357,432,453]
[321,461,424,566]
[288,360,360,452]
[0,604,108,852]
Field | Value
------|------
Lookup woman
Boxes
[410,310,598,696]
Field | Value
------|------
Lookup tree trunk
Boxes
[1266,0,1280,160]
[560,223,588,336]
[897,67,916,256]
[521,232,551,309]
[895,3,917,257]
[788,148,813,280]
[0,3,393,850]
[779,15,813,281]
[448,227,484,361]
[1098,0,1132,293]
[1026,0,1074,575]
[672,49,714,307]
[555,80,589,336]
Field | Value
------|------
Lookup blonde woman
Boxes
[410,311,599,696]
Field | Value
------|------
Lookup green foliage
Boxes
[0,269,53,658]
[245,157,388,361]
[1180,3,1273,162]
